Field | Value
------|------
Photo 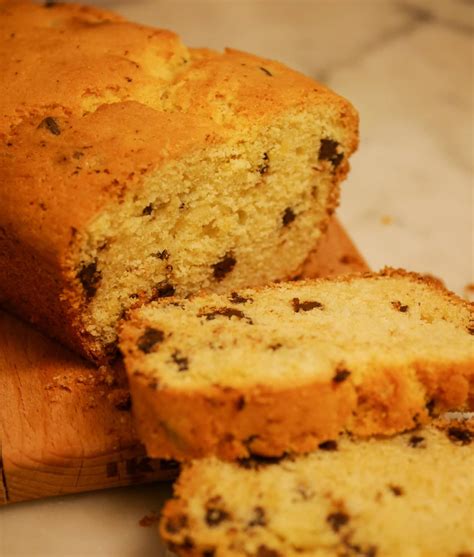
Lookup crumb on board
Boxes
[139,512,160,527]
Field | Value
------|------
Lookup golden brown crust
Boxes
[0,1,358,362]
[129,359,474,461]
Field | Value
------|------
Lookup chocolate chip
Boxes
[259,67,273,77]
[391,300,409,312]
[142,204,153,215]
[282,207,296,227]
[137,327,164,353]
[426,399,436,416]
[257,546,280,557]
[106,462,118,478]
[388,484,404,496]
[153,249,170,260]
[258,152,269,174]
[408,435,426,448]
[447,426,472,445]
[202,550,216,557]
[467,325,474,335]
[318,138,343,167]
[238,454,286,470]
[44,1,60,8]
[212,252,236,281]
[318,440,338,451]
[199,307,253,324]
[333,369,351,383]
[72,150,84,159]
[152,281,175,299]
[164,514,188,534]
[292,298,324,312]
[114,392,132,411]
[38,116,61,135]
[327,511,349,532]
[171,350,189,372]
[235,396,246,411]
[77,259,102,299]
[269,342,282,351]
[205,507,229,527]
[248,506,266,527]
[229,291,252,304]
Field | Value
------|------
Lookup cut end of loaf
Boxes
[160,419,474,557]
[72,110,355,361]
[120,269,474,460]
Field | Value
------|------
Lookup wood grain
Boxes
[0,219,368,504]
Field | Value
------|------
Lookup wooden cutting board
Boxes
[0,219,368,505]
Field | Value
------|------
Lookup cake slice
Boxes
[160,418,474,557]
[0,1,357,363]
[120,269,474,460]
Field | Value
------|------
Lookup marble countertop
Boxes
[1,0,472,555]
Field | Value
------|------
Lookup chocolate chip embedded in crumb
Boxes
[257,545,281,557]
[258,152,269,174]
[38,116,61,135]
[235,396,246,411]
[333,369,351,383]
[282,207,296,227]
[44,0,60,7]
[137,327,165,353]
[229,291,252,304]
[212,252,236,281]
[259,67,273,77]
[248,506,267,527]
[269,342,282,351]
[77,259,102,299]
[199,306,253,324]
[326,511,349,532]
[318,440,338,451]
[292,298,324,312]
[202,550,216,557]
[205,505,229,527]
[467,324,474,335]
[391,300,409,313]
[153,249,170,260]
[164,514,188,534]
[319,138,344,167]
[171,350,189,372]
[408,435,426,448]
[426,399,436,416]
[447,426,472,445]
[238,454,286,470]
[141,204,153,216]
[152,281,175,299]
[388,484,404,496]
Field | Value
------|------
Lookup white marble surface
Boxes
[1,0,472,555]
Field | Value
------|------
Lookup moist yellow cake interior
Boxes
[127,275,473,388]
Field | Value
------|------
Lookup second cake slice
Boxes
[120,269,473,460]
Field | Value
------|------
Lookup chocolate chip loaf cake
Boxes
[120,269,474,460]
[0,1,358,363]
[160,419,474,557]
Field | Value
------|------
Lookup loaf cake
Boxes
[160,418,474,557]
[120,269,474,460]
[0,0,358,363]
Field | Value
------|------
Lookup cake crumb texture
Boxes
[120,269,474,460]
[160,418,474,557]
